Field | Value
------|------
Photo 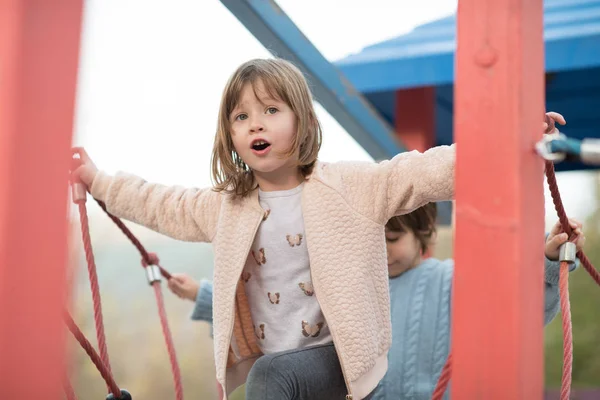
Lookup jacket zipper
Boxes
[301,187,354,398]
[222,211,264,397]
[310,270,354,399]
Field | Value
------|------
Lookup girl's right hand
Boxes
[71,147,99,188]
[543,111,566,134]
[167,273,200,301]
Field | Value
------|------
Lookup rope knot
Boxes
[142,252,160,268]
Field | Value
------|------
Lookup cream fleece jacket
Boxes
[90,144,456,399]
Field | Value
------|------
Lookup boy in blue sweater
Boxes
[168,204,585,399]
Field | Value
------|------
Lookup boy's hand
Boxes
[167,273,200,301]
[543,111,567,134]
[545,218,586,261]
[71,147,99,188]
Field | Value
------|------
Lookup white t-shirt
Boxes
[241,183,332,354]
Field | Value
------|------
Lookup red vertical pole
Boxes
[452,0,546,398]
[395,87,436,153]
[0,1,84,398]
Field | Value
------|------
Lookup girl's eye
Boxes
[385,237,399,243]
[266,107,278,114]
[235,114,248,121]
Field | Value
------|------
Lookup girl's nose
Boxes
[249,117,265,133]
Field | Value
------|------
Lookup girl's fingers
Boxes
[547,112,566,125]
[549,221,562,236]
[576,234,586,251]
[72,147,92,164]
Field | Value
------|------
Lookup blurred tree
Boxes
[544,173,600,388]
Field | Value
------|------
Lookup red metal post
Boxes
[0,1,84,398]
[395,87,436,153]
[452,0,546,398]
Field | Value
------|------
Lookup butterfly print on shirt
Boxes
[251,248,266,266]
[286,234,303,247]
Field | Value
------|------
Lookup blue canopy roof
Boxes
[335,0,600,171]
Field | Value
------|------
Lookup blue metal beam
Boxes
[219,0,405,159]
[335,33,600,93]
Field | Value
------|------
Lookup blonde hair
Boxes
[211,58,322,196]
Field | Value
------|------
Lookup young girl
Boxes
[169,204,586,400]
[71,57,556,400]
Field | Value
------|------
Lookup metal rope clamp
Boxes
[71,182,87,204]
[145,264,162,285]
[559,241,577,264]
[535,129,567,162]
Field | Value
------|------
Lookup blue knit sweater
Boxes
[190,256,575,399]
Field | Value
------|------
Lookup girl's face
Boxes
[385,227,422,278]
[230,81,300,189]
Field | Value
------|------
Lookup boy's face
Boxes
[385,228,422,278]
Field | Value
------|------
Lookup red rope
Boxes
[430,147,600,400]
[559,261,573,400]
[69,187,183,399]
[63,311,122,397]
[76,201,113,384]
[96,200,171,280]
[152,281,185,400]
[63,375,78,400]
[96,201,183,399]
[544,160,600,400]
[431,352,452,400]
[545,161,600,285]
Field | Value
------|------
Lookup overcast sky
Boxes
[72,0,597,229]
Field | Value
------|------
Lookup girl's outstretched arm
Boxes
[331,144,455,225]
[72,147,221,242]
[90,171,221,242]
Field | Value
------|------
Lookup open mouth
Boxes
[251,139,271,152]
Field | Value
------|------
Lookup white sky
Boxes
[72,0,597,229]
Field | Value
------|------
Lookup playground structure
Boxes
[1,0,599,399]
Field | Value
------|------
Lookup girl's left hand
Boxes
[167,273,200,301]
[545,218,586,261]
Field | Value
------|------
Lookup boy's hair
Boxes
[386,203,438,254]
[211,58,322,196]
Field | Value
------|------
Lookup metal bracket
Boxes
[535,129,567,162]
[581,138,600,165]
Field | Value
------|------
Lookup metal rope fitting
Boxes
[106,389,132,400]
[145,264,162,284]
[559,241,577,264]
[581,138,600,165]
[535,129,567,162]
[71,182,87,203]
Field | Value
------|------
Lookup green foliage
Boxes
[544,194,600,388]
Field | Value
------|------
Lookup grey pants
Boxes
[245,343,374,400]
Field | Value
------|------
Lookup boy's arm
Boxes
[91,171,221,242]
[543,257,579,325]
[190,279,214,324]
[335,144,455,224]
